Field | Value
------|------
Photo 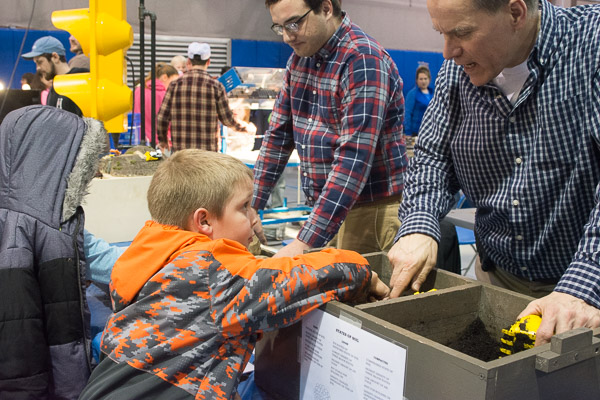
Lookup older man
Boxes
[388,0,600,345]
[68,35,90,70]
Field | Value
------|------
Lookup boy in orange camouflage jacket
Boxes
[80,149,389,400]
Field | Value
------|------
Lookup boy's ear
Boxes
[191,208,213,236]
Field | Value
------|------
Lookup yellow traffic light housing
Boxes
[51,0,133,132]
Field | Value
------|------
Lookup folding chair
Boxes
[456,226,477,275]
[455,192,477,275]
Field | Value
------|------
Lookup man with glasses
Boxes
[252,0,407,258]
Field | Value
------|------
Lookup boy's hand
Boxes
[368,271,390,301]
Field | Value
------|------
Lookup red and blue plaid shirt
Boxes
[252,13,407,247]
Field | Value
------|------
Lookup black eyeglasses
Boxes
[271,8,313,36]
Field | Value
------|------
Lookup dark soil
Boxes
[445,318,501,361]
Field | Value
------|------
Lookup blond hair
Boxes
[141,62,177,89]
[147,149,253,228]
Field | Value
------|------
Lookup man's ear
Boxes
[509,0,528,28]
[190,208,213,236]
[321,0,333,18]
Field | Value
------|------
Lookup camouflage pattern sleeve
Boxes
[98,239,371,400]
[209,242,372,338]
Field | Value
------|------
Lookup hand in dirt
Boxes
[388,233,438,298]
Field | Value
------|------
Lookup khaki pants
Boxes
[330,196,402,254]
[475,258,556,299]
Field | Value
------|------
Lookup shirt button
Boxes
[302,144,306,149]
[308,196,313,201]
[520,266,528,271]
[512,199,520,207]
[316,63,321,68]
[515,235,524,241]
[515,157,522,165]
[308,118,313,123]
[303,172,308,177]
[509,116,516,123]
[312,90,317,95]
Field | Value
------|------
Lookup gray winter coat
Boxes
[0,105,106,399]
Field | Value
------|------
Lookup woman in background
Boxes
[134,63,179,147]
[223,102,256,153]
[404,65,434,142]
[23,71,52,105]
[169,55,187,76]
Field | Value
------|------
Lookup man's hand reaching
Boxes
[387,233,438,298]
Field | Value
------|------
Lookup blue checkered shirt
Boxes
[397,1,600,307]
[253,13,407,248]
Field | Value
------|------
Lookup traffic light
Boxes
[51,0,133,132]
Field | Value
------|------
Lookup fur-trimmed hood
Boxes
[0,105,106,226]
[0,105,107,398]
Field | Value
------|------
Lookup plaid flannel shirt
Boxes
[157,68,242,152]
[397,1,600,307]
[252,13,407,248]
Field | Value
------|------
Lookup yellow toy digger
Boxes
[499,314,542,357]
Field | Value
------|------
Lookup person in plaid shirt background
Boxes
[157,42,248,153]
[252,0,408,258]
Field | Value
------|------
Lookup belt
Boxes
[352,194,403,209]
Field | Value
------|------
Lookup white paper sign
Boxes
[300,309,407,400]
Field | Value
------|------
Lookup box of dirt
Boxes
[254,253,600,400]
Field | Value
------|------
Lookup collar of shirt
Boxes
[185,68,210,78]
[315,12,352,62]
[534,0,559,69]
[478,1,555,105]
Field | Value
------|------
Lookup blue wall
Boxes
[231,39,294,70]
[231,39,443,96]
[0,28,443,96]
[388,49,444,94]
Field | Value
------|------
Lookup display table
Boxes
[85,151,306,243]
[445,207,476,230]
[83,175,152,243]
